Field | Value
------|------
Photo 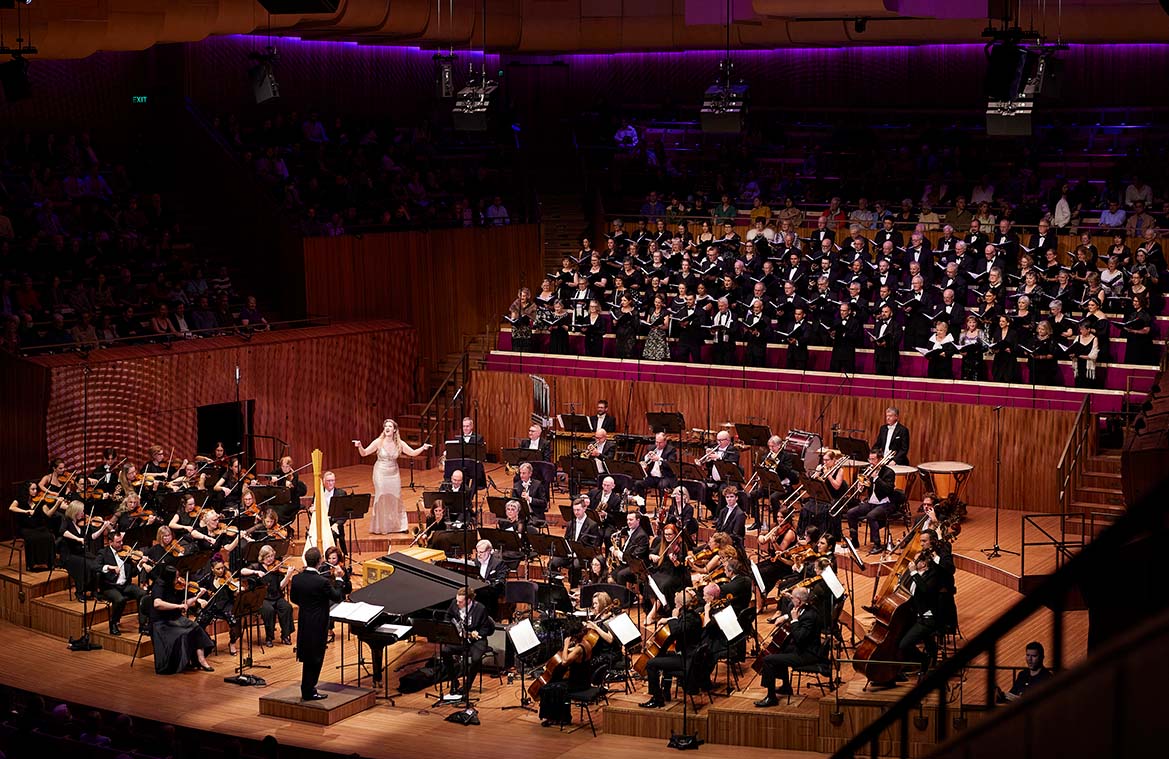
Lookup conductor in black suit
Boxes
[289,546,346,701]
[521,423,553,462]
[589,399,618,434]
[872,406,911,465]
[640,432,678,498]
[445,586,495,697]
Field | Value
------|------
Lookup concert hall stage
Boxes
[0,464,1091,758]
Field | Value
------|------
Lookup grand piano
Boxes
[346,552,486,684]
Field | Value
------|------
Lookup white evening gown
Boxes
[370,445,406,534]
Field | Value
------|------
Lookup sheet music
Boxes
[607,612,642,646]
[749,560,767,593]
[647,575,668,606]
[375,623,413,638]
[330,601,384,624]
[821,567,846,599]
[713,605,744,641]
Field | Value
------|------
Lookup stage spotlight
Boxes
[700,58,748,134]
[434,54,456,99]
[247,46,280,104]
[453,79,497,131]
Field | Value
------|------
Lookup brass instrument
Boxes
[828,450,896,517]
[810,451,847,482]
[581,443,599,458]
[695,445,720,466]
[744,448,783,494]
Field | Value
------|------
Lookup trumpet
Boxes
[695,446,720,465]
[581,443,599,458]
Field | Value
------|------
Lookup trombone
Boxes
[828,450,896,516]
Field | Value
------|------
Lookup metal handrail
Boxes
[246,434,289,471]
[830,478,1169,759]
[1056,395,1091,513]
[1020,512,1087,578]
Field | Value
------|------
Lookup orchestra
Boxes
[11,399,970,718]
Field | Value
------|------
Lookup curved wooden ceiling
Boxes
[6,1,1169,60]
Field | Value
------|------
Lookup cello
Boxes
[302,449,335,560]
[851,515,928,684]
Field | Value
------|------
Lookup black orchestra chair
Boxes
[562,666,611,737]
[529,461,558,492]
[790,635,835,701]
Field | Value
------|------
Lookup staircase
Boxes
[539,192,591,272]
[397,334,493,466]
[1068,451,1125,517]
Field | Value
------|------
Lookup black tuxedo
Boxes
[97,545,147,633]
[899,566,944,671]
[829,315,863,373]
[874,228,903,249]
[845,464,901,547]
[705,445,741,485]
[612,526,651,586]
[456,433,486,447]
[760,605,823,693]
[471,552,509,618]
[641,444,679,495]
[900,289,936,349]
[784,319,810,370]
[444,598,495,695]
[871,319,903,376]
[714,504,747,544]
[511,476,548,516]
[290,566,346,698]
[718,574,753,615]
[551,516,604,585]
[437,482,472,521]
[873,423,911,465]
[589,414,618,433]
[675,306,708,362]
[519,437,553,462]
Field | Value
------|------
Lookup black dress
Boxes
[150,573,214,674]
[1028,337,1061,386]
[547,315,570,355]
[583,315,607,357]
[1124,309,1158,365]
[16,498,57,570]
[538,642,596,725]
[613,309,639,359]
[59,520,100,595]
[989,327,1019,383]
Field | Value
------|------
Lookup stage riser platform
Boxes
[603,694,709,741]
[815,697,991,757]
[259,683,377,725]
[707,695,818,749]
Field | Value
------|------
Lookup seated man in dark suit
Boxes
[444,586,495,697]
[520,423,552,462]
[640,431,679,499]
[511,462,548,521]
[610,510,651,587]
[549,498,603,585]
[844,448,902,554]
[754,585,823,705]
[470,539,509,619]
[439,469,473,524]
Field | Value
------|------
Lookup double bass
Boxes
[302,449,336,560]
[528,602,620,700]
[851,515,927,684]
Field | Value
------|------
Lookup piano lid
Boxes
[350,552,486,617]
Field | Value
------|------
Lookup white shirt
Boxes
[883,425,896,459]
[594,414,607,431]
[573,518,586,541]
[479,558,490,580]
[110,550,127,585]
[527,439,540,450]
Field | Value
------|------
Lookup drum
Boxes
[783,430,822,475]
[891,464,918,501]
[839,458,865,484]
[917,461,974,501]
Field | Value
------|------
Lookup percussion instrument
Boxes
[839,457,865,484]
[890,464,919,501]
[917,461,974,501]
[782,429,822,475]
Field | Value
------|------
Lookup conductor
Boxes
[290,546,346,701]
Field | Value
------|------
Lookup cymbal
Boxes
[720,422,735,428]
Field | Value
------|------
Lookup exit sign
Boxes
[131,95,148,104]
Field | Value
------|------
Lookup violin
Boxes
[211,524,241,538]
[173,576,205,594]
[115,546,148,565]
[162,540,186,558]
[213,575,241,592]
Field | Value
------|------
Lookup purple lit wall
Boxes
[7,37,1169,127]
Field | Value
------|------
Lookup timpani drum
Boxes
[891,464,918,501]
[783,430,822,475]
[917,461,974,500]
[839,458,865,484]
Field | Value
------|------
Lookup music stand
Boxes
[412,618,468,706]
[833,435,869,462]
[800,476,834,505]
[487,495,528,522]
[556,502,602,525]
[478,527,526,561]
[645,411,685,435]
[713,461,745,484]
[528,533,571,577]
[606,459,645,481]
[224,585,269,686]
[501,618,541,713]
[564,456,603,496]
[430,530,478,558]
[559,414,593,433]
[247,485,289,508]
[446,454,487,492]
[244,537,291,563]
[734,423,772,448]
[534,581,574,614]
[330,493,371,557]
[174,550,212,578]
[679,462,706,482]
[502,448,543,469]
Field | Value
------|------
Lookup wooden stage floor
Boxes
[0,463,1090,758]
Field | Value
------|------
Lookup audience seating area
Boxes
[218,109,521,234]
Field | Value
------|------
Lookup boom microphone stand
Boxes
[981,406,1018,559]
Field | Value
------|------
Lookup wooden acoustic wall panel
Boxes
[472,369,1076,513]
[304,226,542,371]
[31,321,416,476]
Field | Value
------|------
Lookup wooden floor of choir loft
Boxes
[0,464,1092,758]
